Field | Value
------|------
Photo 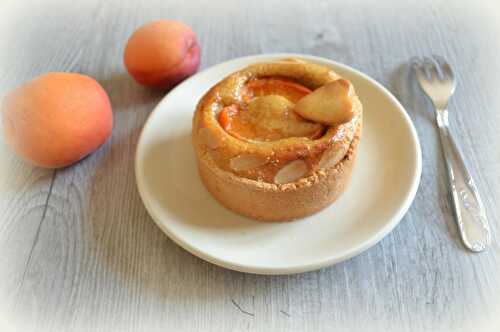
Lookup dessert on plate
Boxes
[192,58,362,221]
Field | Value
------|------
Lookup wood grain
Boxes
[1,0,499,331]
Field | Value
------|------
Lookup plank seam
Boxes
[17,169,57,293]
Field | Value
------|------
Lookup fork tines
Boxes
[411,55,454,82]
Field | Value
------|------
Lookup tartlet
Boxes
[192,59,362,221]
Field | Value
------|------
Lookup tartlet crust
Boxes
[194,122,361,221]
[192,59,363,221]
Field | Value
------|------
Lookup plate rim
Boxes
[135,53,422,275]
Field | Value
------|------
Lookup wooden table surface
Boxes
[1,0,499,331]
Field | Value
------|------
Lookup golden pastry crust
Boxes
[195,123,361,221]
[192,59,363,221]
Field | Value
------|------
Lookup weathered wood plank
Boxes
[0,0,499,331]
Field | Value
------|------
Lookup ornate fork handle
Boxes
[436,109,491,252]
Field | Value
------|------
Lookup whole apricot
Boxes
[124,20,200,88]
[1,73,113,168]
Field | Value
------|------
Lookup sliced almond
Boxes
[293,79,355,126]
[274,159,308,184]
[198,127,219,149]
[230,154,268,171]
[318,145,348,169]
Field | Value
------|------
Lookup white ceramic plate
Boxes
[135,53,422,275]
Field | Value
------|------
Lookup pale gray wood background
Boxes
[1,0,499,331]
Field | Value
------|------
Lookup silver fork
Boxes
[412,55,491,252]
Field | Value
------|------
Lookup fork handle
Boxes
[436,109,491,252]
